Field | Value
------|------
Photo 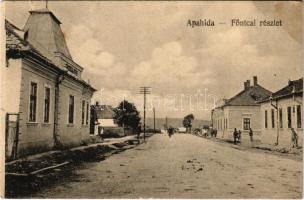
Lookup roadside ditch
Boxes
[5,138,140,198]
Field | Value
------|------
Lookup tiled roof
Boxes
[6,20,30,52]
[271,78,303,100]
[224,85,272,106]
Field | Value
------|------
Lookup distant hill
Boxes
[144,118,211,130]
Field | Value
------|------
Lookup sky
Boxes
[5,1,302,120]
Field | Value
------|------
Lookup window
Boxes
[297,105,302,128]
[279,108,283,128]
[68,95,74,124]
[271,109,275,128]
[265,110,268,128]
[243,118,250,130]
[224,118,226,130]
[44,87,50,123]
[86,102,89,125]
[287,106,292,128]
[81,100,85,125]
[29,82,37,122]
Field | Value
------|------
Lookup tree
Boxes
[183,114,195,133]
[113,100,141,133]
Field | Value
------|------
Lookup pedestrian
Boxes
[291,128,298,148]
[238,130,242,143]
[168,126,173,138]
[233,128,238,144]
[203,128,207,137]
[249,128,253,142]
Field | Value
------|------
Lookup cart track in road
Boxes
[33,134,302,198]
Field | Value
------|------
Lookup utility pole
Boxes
[270,95,279,145]
[153,107,156,133]
[165,116,168,132]
[140,87,151,141]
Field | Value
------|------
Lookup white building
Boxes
[212,76,272,140]
[259,78,303,147]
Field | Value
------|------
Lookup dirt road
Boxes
[33,134,302,198]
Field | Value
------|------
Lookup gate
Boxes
[5,113,20,161]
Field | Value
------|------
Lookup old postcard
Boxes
[1,0,303,198]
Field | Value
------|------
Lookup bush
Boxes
[102,129,122,138]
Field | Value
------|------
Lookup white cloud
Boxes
[129,41,210,93]
[66,24,116,76]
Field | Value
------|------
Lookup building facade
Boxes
[5,9,96,158]
[259,78,303,147]
[212,76,272,140]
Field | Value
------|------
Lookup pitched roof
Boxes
[224,84,272,106]
[259,78,303,102]
[6,20,30,52]
[273,78,303,98]
[95,105,115,119]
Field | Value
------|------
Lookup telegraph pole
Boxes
[140,87,151,141]
[153,107,156,133]
[165,116,168,132]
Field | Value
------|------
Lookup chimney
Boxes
[247,80,250,87]
[244,80,250,90]
[253,76,258,86]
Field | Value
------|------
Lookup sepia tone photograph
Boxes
[1,0,303,198]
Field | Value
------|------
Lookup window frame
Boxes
[86,102,89,125]
[279,108,283,129]
[28,81,38,123]
[243,117,251,130]
[43,85,51,124]
[265,110,268,128]
[297,105,302,129]
[81,100,85,125]
[287,106,292,128]
[68,95,75,124]
[271,109,275,129]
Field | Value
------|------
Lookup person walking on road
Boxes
[291,128,298,148]
[249,128,253,142]
[168,126,174,138]
[233,128,238,144]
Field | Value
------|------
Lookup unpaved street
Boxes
[33,134,302,198]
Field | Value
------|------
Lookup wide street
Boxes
[33,134,302,198]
